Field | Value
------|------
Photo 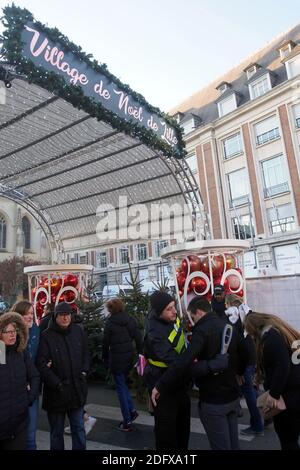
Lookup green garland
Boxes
[0,4,186,158]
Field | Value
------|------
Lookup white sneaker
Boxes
[84,416,97,435]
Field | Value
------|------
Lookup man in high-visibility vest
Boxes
[143,291,190,451]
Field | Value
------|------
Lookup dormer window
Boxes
[216,81,231,94]
[249,73,272,100]
[217,93,237,117]
[181,117,195,135]
[244,63,261,80]
[285,53,300,79]
[173,112,184,124]
[219,83,228,94]
[277,40,296,60]
[180,114,201,135]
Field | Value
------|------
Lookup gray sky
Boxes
[1,0,300,111]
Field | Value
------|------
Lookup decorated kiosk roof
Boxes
[0,5,202,261]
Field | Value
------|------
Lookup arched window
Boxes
[22,216,31,250]
[0,215,6,249]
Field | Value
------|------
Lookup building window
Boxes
[138,268,149,282]
[279,44,293,60]
[121,271,130,284]
[254,115,280,146]
[232,213,254,239]
[22,216,31,250]
[136,243,147,261]
[267,204,295,234]
[292,103,300,128]
[261,155,289,197]
[286,54,300,79]
[227,168,249,208]
[246,65,258,80]
[217,94,237,117]
[222,133,243,159]
[219,83,228,94]
[97,251,107,268]
[119,246,129,265]
[181,118,195,135]
[0,215,6,249]
[79,254,87,264]
[186,154,198,173]
[155,240,168,258]
[249,74,271,100]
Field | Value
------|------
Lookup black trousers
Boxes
[152,388,191,451]
[273,409,300,450]
[0,428,27,450]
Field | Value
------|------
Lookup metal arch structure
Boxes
[163,156,211,240]
[0,78,206,262]
[0,8,206,262]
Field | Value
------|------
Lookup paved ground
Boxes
[36,383,281,450]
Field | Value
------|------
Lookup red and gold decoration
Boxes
[24,264,93,324]
[162,240,250,325]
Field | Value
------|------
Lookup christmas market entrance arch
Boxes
[0,5,204,262]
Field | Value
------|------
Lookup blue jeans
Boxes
[26,398,39,450]
[113,373,135,425]
[241,365,263,432]
[47,408,86,450]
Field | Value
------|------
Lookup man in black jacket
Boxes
[37,302,89,450]
[143,291,190,451]
[152,297,248,450]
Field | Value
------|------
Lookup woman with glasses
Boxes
[0,312,39,450]
[12,301,40,450]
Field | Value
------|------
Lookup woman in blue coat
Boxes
[12,301,40,450]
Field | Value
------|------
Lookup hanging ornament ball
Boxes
[227,273,241,290]
[176,271,186,290]
[236,289,244,298]
[64,273,78,288]
[212,255,225,278]
[188,255,201,273]
[32,287,47,303]
[190,277,207,294]
[64,290,77,303]
[181,259,188,275]
[40,276,49,289]
[178,289,184,297]
[225,253,236,270]
[51,276,62,293]
[199,256,210,275]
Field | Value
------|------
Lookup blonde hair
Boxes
[225,294,243,308]
[244,312,300,348]
[244,312,300,383]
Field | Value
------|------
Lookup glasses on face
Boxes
[2,329,18,335]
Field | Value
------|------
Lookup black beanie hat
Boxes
[150,291,174,317]
[54,302,72,318]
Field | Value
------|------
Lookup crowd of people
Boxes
[0,286,300,450]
